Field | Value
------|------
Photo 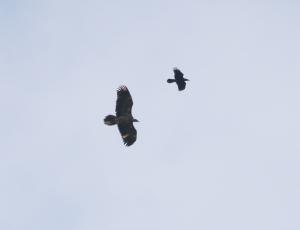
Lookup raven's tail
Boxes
[167,79,176,83]
[104,115,117,125]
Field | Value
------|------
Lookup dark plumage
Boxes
[104,86,138,146]
[167,68,189,91]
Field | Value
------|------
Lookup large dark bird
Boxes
[167,68,189,91]
[104,85,138,146]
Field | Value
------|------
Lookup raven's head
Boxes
[184,78,190,81]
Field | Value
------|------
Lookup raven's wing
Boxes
[177,81,186,91]
[118,123,137,146]
[173,68,184,81]
[116,86,133,117]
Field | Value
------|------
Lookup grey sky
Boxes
[1,1,300,229]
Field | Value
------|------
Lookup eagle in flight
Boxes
[104,85,138,146]
[167,68,189,91]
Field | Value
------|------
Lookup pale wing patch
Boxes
[122,134,130,138]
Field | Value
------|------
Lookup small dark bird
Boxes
[167,68,189,91]
[104,85,138,146]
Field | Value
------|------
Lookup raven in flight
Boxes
[167,68,189,91]
[104,86,138,146]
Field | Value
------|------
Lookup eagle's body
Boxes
[167,68,189,91]
[104,86,138,146]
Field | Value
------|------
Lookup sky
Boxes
[1,0,300,229]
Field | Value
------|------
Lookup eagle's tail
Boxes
[104,115,117,125]
[167,79,176,83]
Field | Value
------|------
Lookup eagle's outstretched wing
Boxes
[118,123,137,146]
[116,86,133,117]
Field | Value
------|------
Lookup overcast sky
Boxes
[1,1,300,230]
